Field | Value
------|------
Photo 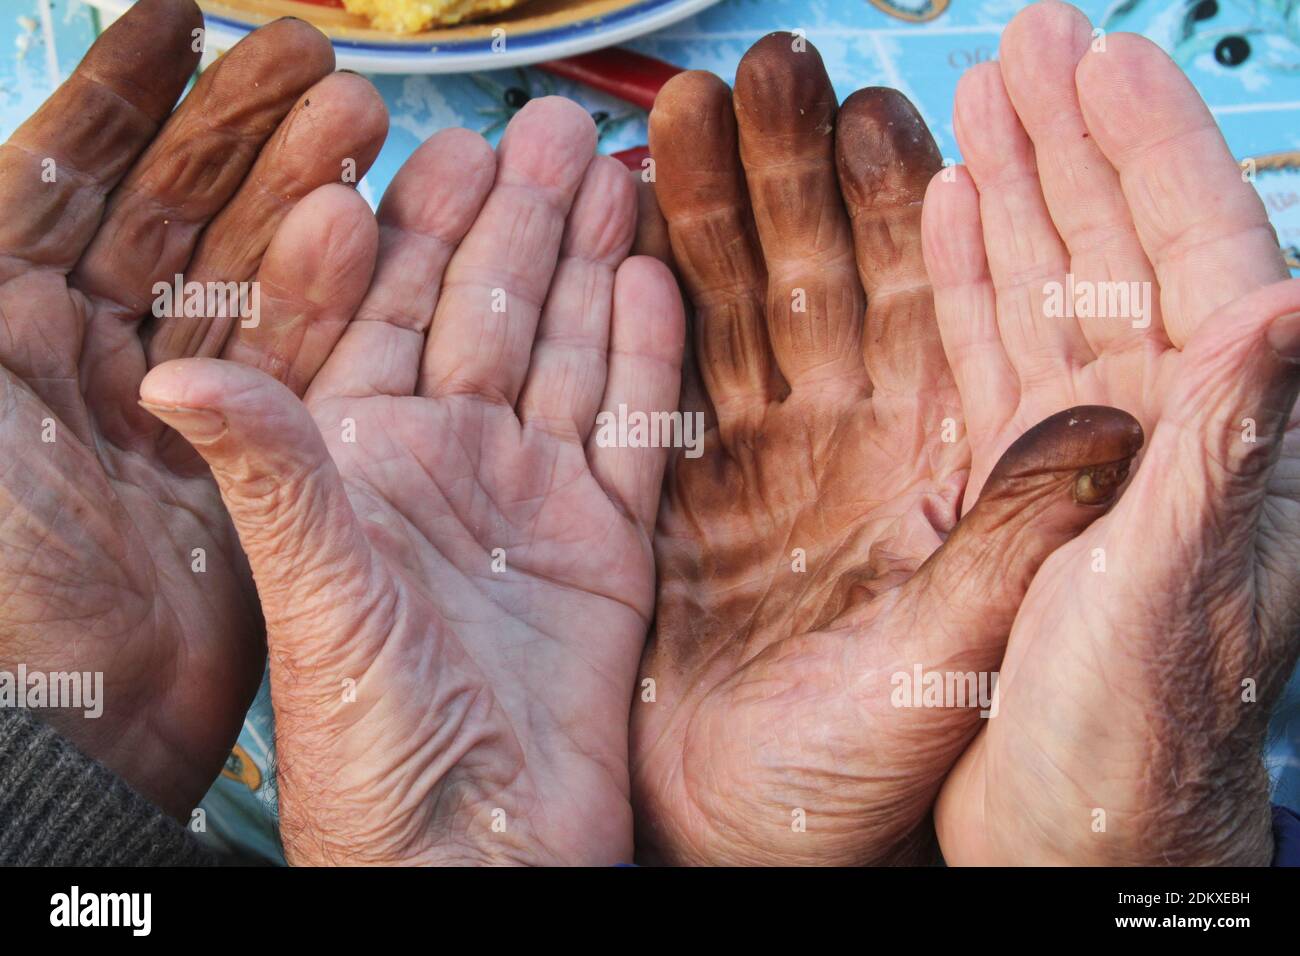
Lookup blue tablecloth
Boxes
[2,0,1298,861]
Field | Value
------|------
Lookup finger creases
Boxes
[1074,32,1289,345]
[419,96,597,405]
[734,34,866,389]
[72,14,337,316]
[0,0,201,274]
[903,405,1144,662]
[649,70,772,419]
[517,154,636,441]
[998,1,1165,354]
[836,87,946,394]
[138,357,371,624]
[145,70,388,367]
[307,127,497,401]
[224,183,379,397]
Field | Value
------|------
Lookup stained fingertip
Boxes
[78,0,203,117]
[982,405,1144,507]
[651,69,730,121]
[733,32,835,138]
[150,0,203,26]
[645,68,770,415]
[904,402,1144,671]
[243,13,336,77]
[36,0,200,134]
[647,72,746,237]
[302,70,390,155]
[648,72,737,185]
[216,70,388,208]
[836,88,941,210]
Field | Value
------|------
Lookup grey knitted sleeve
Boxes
[0,707,217,866]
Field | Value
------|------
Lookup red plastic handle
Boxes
[537,49,684,112]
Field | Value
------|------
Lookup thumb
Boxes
[900,405,1144,663]
[139,358,370,632]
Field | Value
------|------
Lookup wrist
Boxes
[1089,766,1274,866]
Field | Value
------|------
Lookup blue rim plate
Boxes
[83,0,722,72]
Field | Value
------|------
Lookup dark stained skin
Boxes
[629,32,1145,865]
[142,68,387,374]
[5,0,1289,870]
[836,87,948,394]
[648,70,771,427]
[973,405,1142,513]
[909,406,1143,637]
[733,35,865,390]
[0,0,386,817]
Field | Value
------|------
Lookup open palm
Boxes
[927,1,1300,865]
[0,0,385,817]
[629,36,1142,865]
[142,101,685,865]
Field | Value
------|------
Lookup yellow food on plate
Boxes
[341,0,530,32]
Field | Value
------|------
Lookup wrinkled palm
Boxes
[929,2,1300,866]
[630,36,1141,865]
[0,0,385,815]
[141,102,686,864]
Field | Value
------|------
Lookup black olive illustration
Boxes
[504,87,530,109]
[1214,35,1250,66]
[1192,0,1218,21]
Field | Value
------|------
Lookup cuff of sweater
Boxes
[0,708,215,866]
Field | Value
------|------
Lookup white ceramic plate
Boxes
[82,0,719,73]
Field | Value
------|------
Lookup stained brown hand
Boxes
[0,0,385,815]
[630,34,1143,865]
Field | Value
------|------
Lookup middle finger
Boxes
[733,33,867,398]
